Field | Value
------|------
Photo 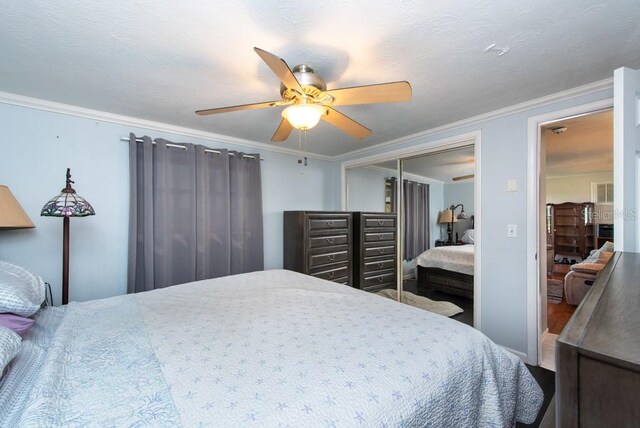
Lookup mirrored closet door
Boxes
[345,144,476,328]
[345,160,400,298]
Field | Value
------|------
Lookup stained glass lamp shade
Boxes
[41,168,95,305]
[41,189,95,217]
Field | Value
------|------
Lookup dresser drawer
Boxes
[362,282,395,293]
[364,232,395,243]
[363,258,395,273]
[364,245,395,258]
[309,249,349,268]
[308,216,349,231]
[363,216,396,229]
[309,263,349,282]
[364,269,396,289]
[309,234,349,249]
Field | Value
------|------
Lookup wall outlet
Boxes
[508,224,518,238]
[507,178,517,192]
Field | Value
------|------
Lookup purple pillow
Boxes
[0,313,34,336]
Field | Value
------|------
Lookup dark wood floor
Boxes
[404,278,555,427]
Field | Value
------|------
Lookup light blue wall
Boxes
[444,182,474,238]
[0,102,338,305]
[340,88,613,354]
[345,166,388,212]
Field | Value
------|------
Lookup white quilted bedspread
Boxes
[4,269,542,427]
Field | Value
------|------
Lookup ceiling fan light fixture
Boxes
[282,104,326,130]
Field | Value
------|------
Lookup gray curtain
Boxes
[403,180,430,259]
[128,134,263,293]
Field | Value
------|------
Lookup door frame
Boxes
[341,130,482,329]
[526,99,613,365]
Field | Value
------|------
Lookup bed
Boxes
[414,244,475,299]
[0,269,542,426]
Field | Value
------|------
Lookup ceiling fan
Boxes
[196,47,412,142]
[452,174,474,181]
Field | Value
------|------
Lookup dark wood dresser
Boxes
[352,212,397,292]
[283,211,353,285]
[556,251,640,427]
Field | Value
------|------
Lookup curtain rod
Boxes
[120,137,263,160]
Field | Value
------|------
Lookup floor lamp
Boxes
[41,169,95,305]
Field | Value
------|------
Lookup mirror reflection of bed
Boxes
[345,145,476,327]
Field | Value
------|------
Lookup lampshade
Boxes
[0,185,35,229]
[437,209,458,224]
[282,104,326,130]
[41,169,95,217]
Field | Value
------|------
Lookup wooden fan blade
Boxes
[195,100,279,116]
[452,174,474,181]
[322,107,372,140]
[323,81,411,106]
[254,47,303,94]
[271,118,294,142]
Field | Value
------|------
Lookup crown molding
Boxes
[335,77,613,161]
[0,75,613,163]
[0,90,333,161]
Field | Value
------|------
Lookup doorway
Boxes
[529,104,614,370]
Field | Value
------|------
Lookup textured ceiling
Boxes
[1,0,638,157]
[544,109,613,178]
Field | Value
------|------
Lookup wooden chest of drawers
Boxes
[352,212,397,292]
[283,211,353,286]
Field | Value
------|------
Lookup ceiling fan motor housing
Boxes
[280,64,327,100]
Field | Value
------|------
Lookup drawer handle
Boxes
[378,234,384,240]
[377,220,384,226]
[327,254,335,261]
[326,237,334,244]
[328,271,335,278]
[377,262,384,268]
[377,276,384,283]
[326,221,334,227]
[377,248,384,254]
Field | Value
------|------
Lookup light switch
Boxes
[507,224,518,238]
[507,178,517,192]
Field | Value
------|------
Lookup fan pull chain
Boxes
[296,130,308,166]
[303,130,308,166]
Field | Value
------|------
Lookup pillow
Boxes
[0,313,34,337]
[461,229,475,244]
[0,326,21,376]
[0,260,46,317]
[600,241,614,253]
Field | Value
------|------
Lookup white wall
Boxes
[0,102,338,305]
[546,172,613,224]
[340,86,613,355]
[443,182,475,238]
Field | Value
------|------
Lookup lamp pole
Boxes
[62,216,70,305]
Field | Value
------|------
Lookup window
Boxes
[591,182,613,204]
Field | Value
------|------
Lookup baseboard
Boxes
[501,346,528,363]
